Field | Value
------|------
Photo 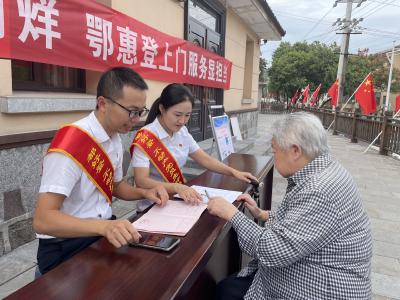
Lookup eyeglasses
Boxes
[105,97,149,118]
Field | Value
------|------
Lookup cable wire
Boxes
[302,7,335,39]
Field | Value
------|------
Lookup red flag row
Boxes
[291,73,382,115]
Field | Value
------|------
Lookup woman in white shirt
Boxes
[131,83,257,209]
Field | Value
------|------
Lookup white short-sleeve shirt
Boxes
[38,112,123,238]
[131,117,200,181]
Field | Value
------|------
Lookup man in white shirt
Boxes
[33,67,168,274]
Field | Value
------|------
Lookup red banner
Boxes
[0,0,232,89]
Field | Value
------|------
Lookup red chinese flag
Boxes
[354,73,377,114]
[291,89,299,104]
[311,84,321,106]
[328,80,338,107]
[302,85,310,104]
[396,95,400,114]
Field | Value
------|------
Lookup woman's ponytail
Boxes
[145,97,162,125]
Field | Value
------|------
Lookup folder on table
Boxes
[133,201,207,236]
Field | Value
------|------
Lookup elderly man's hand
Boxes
[207,197,238,221]
[237,193,269,221]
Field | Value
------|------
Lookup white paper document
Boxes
[133,200,207,236]
[175,185,242,204]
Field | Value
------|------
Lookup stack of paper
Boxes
[175,185,242,204]
[133,200,207,236]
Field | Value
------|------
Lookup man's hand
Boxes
[101,219,141,248]
[237,194,269,221]
[232,170,258,184]
[143,185,169,207]
[207,197,238,221]
[175,184,203,205]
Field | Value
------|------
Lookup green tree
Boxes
[259,57,268,82]
[268,41,339,100]
[268,41,400,103]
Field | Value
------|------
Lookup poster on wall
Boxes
[210,114,234,161]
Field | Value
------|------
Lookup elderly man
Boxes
[207,112,372,300]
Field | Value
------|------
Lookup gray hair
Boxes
[271,112,329,159]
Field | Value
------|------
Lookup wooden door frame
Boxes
[184,0,226,57]
[184,0,226,141]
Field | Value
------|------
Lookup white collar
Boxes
[87,111,112,143]
[154,117,172,140]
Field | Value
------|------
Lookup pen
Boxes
[204,189,211,199]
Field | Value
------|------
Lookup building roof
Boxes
[226,0,285,40]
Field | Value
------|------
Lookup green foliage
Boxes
[259,57,268,82]
[268,41,339,98]
[267,41,400,98]
[369,54,400,93]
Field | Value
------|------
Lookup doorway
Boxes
[185,0,225,141]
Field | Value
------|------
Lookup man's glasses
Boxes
[105,97,149,118]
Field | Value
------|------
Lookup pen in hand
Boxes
[205,189,212,200]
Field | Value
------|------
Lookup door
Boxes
[186,18,206,141]
[186,0,224,141]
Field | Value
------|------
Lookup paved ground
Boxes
[1,113,400,299]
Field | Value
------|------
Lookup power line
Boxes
[321,31,341,44]
[306,28,338,41]
[303,7,335,39]
[361,0,397,18]
[353,0,395,19]
[354,0,374,12]
[363,27,400,35]
[353,39,396,51]
[273,10,334,25]
[368,0,400,7]
[362,31,400,38]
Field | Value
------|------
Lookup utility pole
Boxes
[333,0,365,105]
[385,41,395,111]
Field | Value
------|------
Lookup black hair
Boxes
[145,83,195,125]
[96,67,148,108]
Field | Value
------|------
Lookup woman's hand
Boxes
[142,185,169,207]
[236,194,268,221]
[232,170,258,184]
[175,184,203,205]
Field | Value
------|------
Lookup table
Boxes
[7,153,273,300]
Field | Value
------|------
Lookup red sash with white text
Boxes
[47,125,114,204]
[130,128,184,184]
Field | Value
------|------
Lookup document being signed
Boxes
[133,200,207,236]
[174,185,242,204]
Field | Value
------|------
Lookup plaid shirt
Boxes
[231,153,372,299]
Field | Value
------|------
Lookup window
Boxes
[188,0,219,33]
[12,60,85,93]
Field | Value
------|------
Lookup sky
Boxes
[261,0,400,64]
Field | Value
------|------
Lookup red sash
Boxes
[130,128,184,184]
[47,125,114,204]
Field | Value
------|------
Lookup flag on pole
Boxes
[302,84,310,104]
[311,84,322,107]
[291,89,299,105]
[327,79,339,107]
[396,95,400,113]
[354,73,377,114]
